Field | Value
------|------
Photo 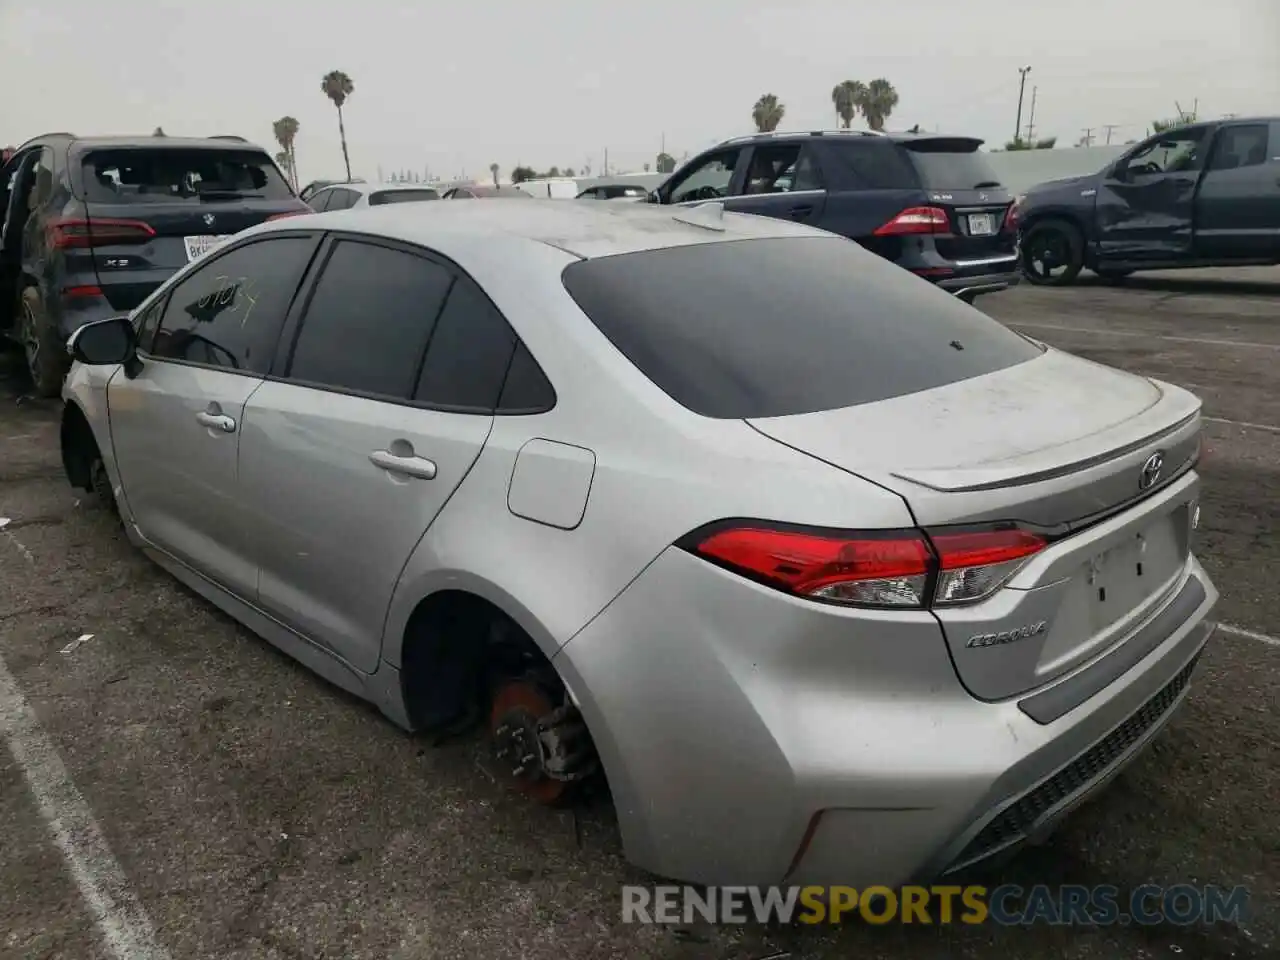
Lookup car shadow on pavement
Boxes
[1074,274,1280,298]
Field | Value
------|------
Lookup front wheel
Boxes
[1020,220,1084,287]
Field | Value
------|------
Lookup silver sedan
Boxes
[60,199,1218,888]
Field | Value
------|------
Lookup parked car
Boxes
[299,178,366,202]
[649,129,1021,301]
[1015,117,1280,284]
[305,181,439,211]
[0,132,309,396]
[576,183,649,201]
[441,184,533,199]
[61,201,1216,890]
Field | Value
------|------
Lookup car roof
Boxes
[361,182,439,193]
[66,136,272,153]
[455,184,531,197]
[714,129,987,148]
[255,198,828,260]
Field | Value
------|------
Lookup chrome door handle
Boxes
[195,412,236,433]
[369,450,437,480]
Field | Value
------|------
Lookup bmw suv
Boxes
[0,132,309,396]
[650,129,1020,301]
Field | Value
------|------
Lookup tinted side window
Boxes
[824,141,918,190]
[151,236,315,374]
[287,240,453,399]
[368,189,439,205]
[414,278,516,411]
[561,236,1041,419]
[133,295,168,352]
[498,343,556,413]
[326,189,358,210]
[1207,124,1270,171]
[308,189,334,212]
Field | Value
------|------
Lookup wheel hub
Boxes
[489,676,597,804]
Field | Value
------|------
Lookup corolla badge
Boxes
[1139,451,1165,491]
[966,620,1048,649]
[203,213,216,226]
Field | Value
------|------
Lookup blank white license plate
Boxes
[967,213,996,236]
[184,235,231,262]
[1088,516,1184,630]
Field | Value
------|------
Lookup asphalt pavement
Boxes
[1,267,1277,960]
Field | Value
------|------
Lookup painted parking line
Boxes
[1008,321,1280,351]
[1218,622,1280,648]
[1202,416,1280,434]
[0,654,171,960]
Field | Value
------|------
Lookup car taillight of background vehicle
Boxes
[47,218,155,250]
[1004,196,1024,231]
[680,523,1046,609]
[872,206,952,237]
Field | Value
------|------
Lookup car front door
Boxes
[1095,125,1211,261]
[238,235,509,673]
[1193,121,1279,259]
[658,147,747,206]
[725,142,828,225]
[106,232,322,599]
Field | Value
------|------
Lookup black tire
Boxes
[1094,267,1134,283]
[1020,219,1085,287]
[19,286,69,398]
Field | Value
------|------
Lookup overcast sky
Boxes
[1,0,1275,184]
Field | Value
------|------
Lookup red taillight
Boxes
[873,206,951,237]
[682,523,1046,608]
[1004,197,1024,231]
[48,218,155,250]
[62,285,103,299]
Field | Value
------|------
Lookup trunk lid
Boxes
[898,137,1016,261]
[748,348,1203,701]
[75,144,307,311]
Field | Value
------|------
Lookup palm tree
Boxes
[858,78,899,132]
[752,94,785,133]
[320,70,355,181]
[830,81,865,128]
[272,116,301,191]
[489,163,500,187]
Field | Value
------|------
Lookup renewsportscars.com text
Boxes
[622,884,1249,926]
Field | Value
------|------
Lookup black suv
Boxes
[649,130,1019,301]
[1,133,310,395]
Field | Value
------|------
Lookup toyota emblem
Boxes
[203,213,216,226]
[1139,451,1165,490]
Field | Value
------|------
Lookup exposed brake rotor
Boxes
[489,675,597,805]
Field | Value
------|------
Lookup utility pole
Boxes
[1024,86,1038,143]
[1080,128,1095,147]
[1102,124,1119,145]
[1015,66,1032,141]
[603,147,609,177]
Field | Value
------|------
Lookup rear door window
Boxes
[823,140,919,189]
[560,236,1041,419]
[285,239,454,400]
[80,148,293,204]
[901,138,1004,190]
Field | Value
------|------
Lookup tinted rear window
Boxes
[80,148,294,203]
[901,139,1004,190]
[369,188,439,205]
[561,237,1041,419]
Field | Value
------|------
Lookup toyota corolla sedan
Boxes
[60,200,1217,888]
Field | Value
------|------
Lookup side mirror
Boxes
[647,190,662,204]
[68,315,135,365]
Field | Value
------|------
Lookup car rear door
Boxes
[70,144,306,313]
[106,231,323,599]
[1095,125,1210,260]
[1193,121,1279,259]
[725,141,828,226]
[238,235,507,673]
[893,137,1017,264]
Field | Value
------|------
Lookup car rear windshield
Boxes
[368,188,439,205]
[80,148,294,203]
[560,236,1041,419]
[901,138,1004,190]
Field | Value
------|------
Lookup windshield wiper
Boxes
[973,180,1002,189]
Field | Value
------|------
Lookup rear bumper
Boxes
[555,547,1217,888]
[935,265,1021,300]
